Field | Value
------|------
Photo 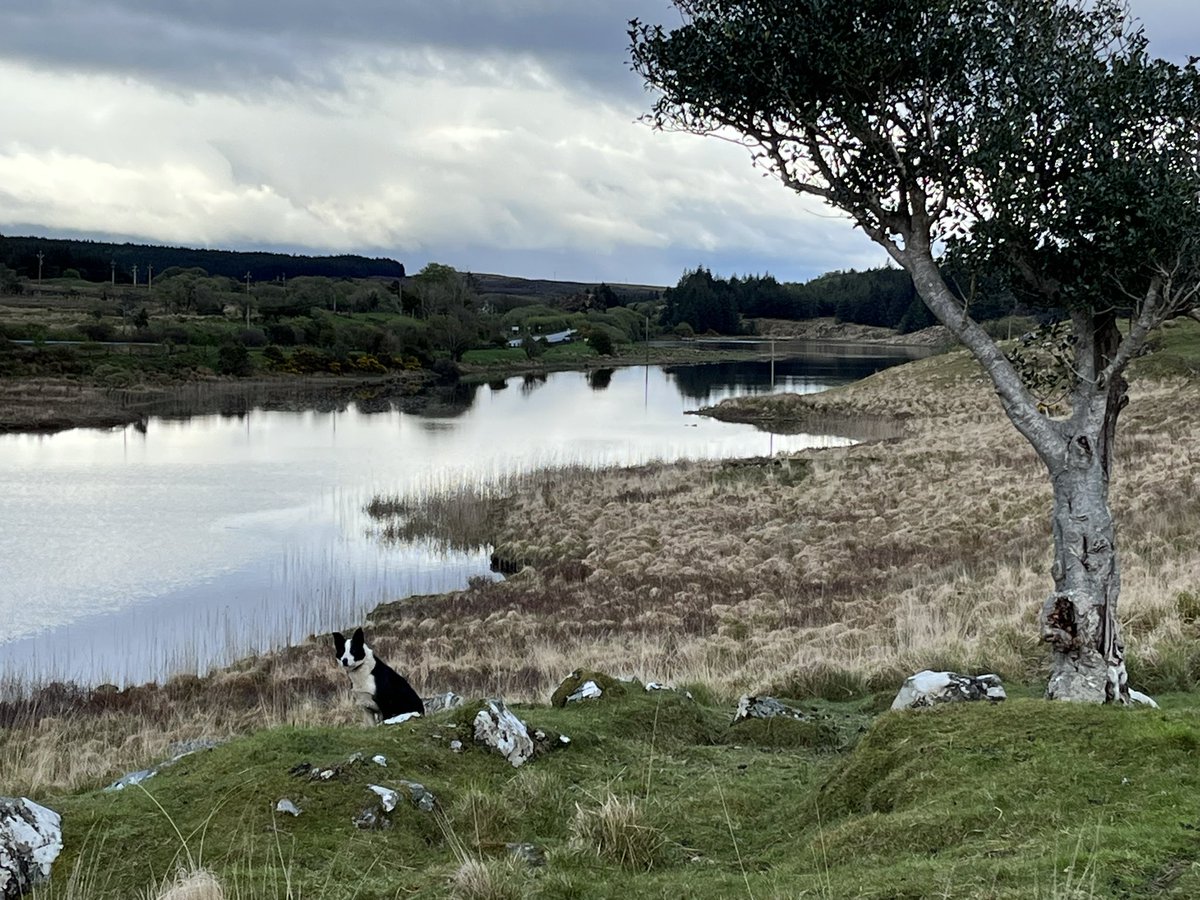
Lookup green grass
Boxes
[1134,318,1200,378]
[33,688,1200,898]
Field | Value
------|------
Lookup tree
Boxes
[662,267,741,334]
[631,0,1200,703]
[587,329,616,356]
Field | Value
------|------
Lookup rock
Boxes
[397,780,437,813]
[357,781,437,829]
[732,695,810,723]
[274,799,302,817]
[352,806,389,830]
[473,699,535,767]
[891,670,1007,711]
[568,680,603,703]
[424,692,464,714]
[531,728,572,756]
[367,785,401,813]
[449,740,464,753]
[0,797,63,899]
[371,755,388,767]
[382,711,422,725]
[105,739,221,792]
[1129,689,1160,709]
[550,670,627,707]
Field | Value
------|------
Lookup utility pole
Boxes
[36,251,44,294]
[147,264,153,292]
[110,260,116,285]
[244,271,252,326]
[132,264,138,287]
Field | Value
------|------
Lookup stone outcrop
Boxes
[0,797,62,899]
[891,671,1007,710]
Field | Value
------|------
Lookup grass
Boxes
[25,688,1200,898]
[8,318,1200,897]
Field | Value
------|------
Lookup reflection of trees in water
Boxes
[664,355,915,402]
[414,381,480,418]
[521,373,548,396]
[587,368,614,391]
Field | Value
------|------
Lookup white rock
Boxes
[473,699,535,767]
[383,711,422,725]
[274,799,301,817]
[371,755,388,767]
[1128,689,1159,708]
[0,798,63,897]
[367,785,400,813]
[449,740,464,753]
[891,670,1006,711]
[566,680,603,703]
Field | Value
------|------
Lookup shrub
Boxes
[587,330,615,356]
[216,343,252,377]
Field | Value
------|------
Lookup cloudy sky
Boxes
[0,1,1195,286]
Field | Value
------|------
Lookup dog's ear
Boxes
[351,628,365,653]
[332,632,345,657]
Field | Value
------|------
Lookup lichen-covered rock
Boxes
[550,670,627,707]
[891,671,1006,711]
[473,699,535,767]
[0,797,62,899]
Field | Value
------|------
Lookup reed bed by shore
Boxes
[2,325,1198,800]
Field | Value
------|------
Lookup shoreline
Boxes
[0,320,948,435]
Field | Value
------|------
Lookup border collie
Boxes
[332,628,425,724]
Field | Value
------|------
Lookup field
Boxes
[4,318,1200,898]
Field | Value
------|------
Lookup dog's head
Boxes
[332,627,370,670]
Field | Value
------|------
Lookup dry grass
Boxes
[3,345,1197,795]
[570,794,666,871]
[150,868,226,900]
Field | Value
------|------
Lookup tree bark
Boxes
[1039,417,1129,703]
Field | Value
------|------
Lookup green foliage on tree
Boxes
[661,267,741,334]
[587,329,616,356]
[216,342,253,377]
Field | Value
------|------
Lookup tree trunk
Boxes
[1039,425,1129,703]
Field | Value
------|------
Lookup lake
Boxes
[0,344,924,687]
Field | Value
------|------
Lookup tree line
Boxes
[660,265,1017,336]
[0,234,405,284]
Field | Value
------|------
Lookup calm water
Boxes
[0,346,922,686]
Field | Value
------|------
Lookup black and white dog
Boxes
[332,627,425,724]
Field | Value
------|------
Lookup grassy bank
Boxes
[29,690,1200,898]
[8,319,1200,897]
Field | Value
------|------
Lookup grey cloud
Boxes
[0,0,670,97]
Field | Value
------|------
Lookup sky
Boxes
[0,1,1196,287]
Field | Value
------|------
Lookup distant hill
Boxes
[0,234,405,283]
[468,271,663,305]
